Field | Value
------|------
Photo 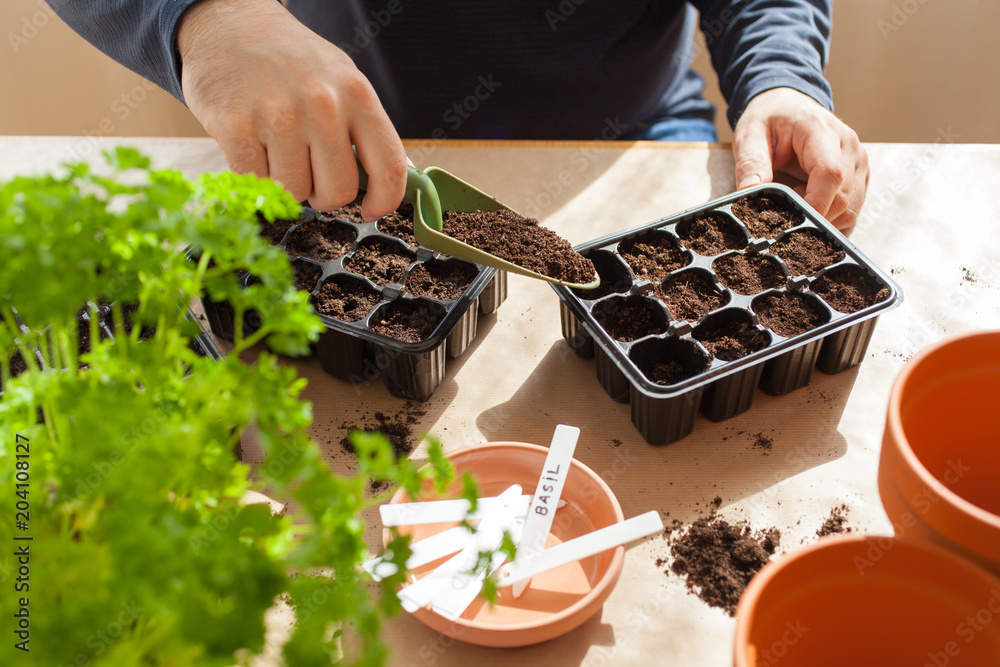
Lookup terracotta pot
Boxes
[734,534,1000,667]
[879,330,1000,573]
[383,441,625,648]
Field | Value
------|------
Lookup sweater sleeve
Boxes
[690,0,833,128]
[45,0,201,103]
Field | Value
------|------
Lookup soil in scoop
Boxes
[284,218,357,262]
[770,231,845,277]
[618,233,689,283]
[694,318,769,361]
[713,253,785,295]
[812,270,890,313]
[655,271,729,322]
[344,239,414,285]
[594,299,666,342]
[754,292,827,337]
[370,300,443,342]
[730,194,803,238]
[676,213,747,255]
[377,203,418,247]
[666,514,781,616]
[313,278,381,322]
[442,209,596,285]
[406,260,478,301]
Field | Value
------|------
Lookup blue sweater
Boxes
[46,0,832,140]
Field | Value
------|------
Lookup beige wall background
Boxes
[1,1,998,143]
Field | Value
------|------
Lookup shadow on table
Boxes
[474,340,856,522]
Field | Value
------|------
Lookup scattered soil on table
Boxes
[322,193,366,225]
[570,252,631,300]
[594,297,667,342]
[442,209,596,285]
[664,510,781,616]
[676,213,747,255]
[618,232,689,283]
[258,214,298,245]
[370,299,444,342]
[817,504,852,537]
[377,203,418,247]
[769,230,845,277]
[284,217,357,262]
[611,438,623,448]
[754,292,828,337]
[293,261,323,293]
[341,402,428,490]
[313,276,382,322]
[406,259,478,301]
[344,238,414,285]
[962,267,978,284]
[812,268,890,313]
[655,270,729,322]
[751,431,774,454]
[713,253,785,295]
[730,194,803,238]
[694,317,769,361]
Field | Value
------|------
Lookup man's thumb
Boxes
[733,121,774,190]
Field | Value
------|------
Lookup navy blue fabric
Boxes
[45,0,832,140]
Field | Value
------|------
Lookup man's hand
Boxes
[177,0,406,220]
[732,87,869,230]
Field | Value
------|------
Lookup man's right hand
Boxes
[177,0,407,220]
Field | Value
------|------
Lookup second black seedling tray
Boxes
[201,205,507,402]
[553,184,902,445]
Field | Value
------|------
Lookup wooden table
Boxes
[4,136,998,666]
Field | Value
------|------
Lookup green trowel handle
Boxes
[353,151,444,231]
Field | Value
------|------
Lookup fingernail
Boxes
[738,174,762,189]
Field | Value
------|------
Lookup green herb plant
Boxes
[0,148,454,666]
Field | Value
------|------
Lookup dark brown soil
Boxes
[631,339,711,386]
[594,297,667,342]
[293,261,322,293]
[370,299,444,342]
[313,277,382,322]
[770,231,845,277]
[322,193,366,224]
[344,238,414,285]
[442,209,595,285]
[812,269,890,313]
[694,317,769,361]
[655,271,729,322]
[754,292,828,337]
[377,203,418,247]
[713,253,785,295]
[730,194,803,238]
[618,232,689,282]
[340,401,427,458]
[284,218,357,262]
[258,214,297,245]
[752,431,774,453]
[120,302,156,341]
[666,515,781,616]
[406,259,478,301]
[570,253,631,300]
[817,505,852,537]
[676,213,747,255]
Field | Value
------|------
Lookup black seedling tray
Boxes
[200,205,507,402]
[552,184,902,445]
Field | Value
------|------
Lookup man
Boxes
[47,0,867,229]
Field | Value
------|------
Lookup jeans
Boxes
[621,117,719,142]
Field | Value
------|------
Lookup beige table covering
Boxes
[4,136,999,666]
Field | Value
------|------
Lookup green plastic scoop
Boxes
[355,159,600,290]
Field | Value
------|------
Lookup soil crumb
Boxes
[340,402,427,459]
[752,431,773,454]
[664,511,781,616]
[817,504,852,537]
